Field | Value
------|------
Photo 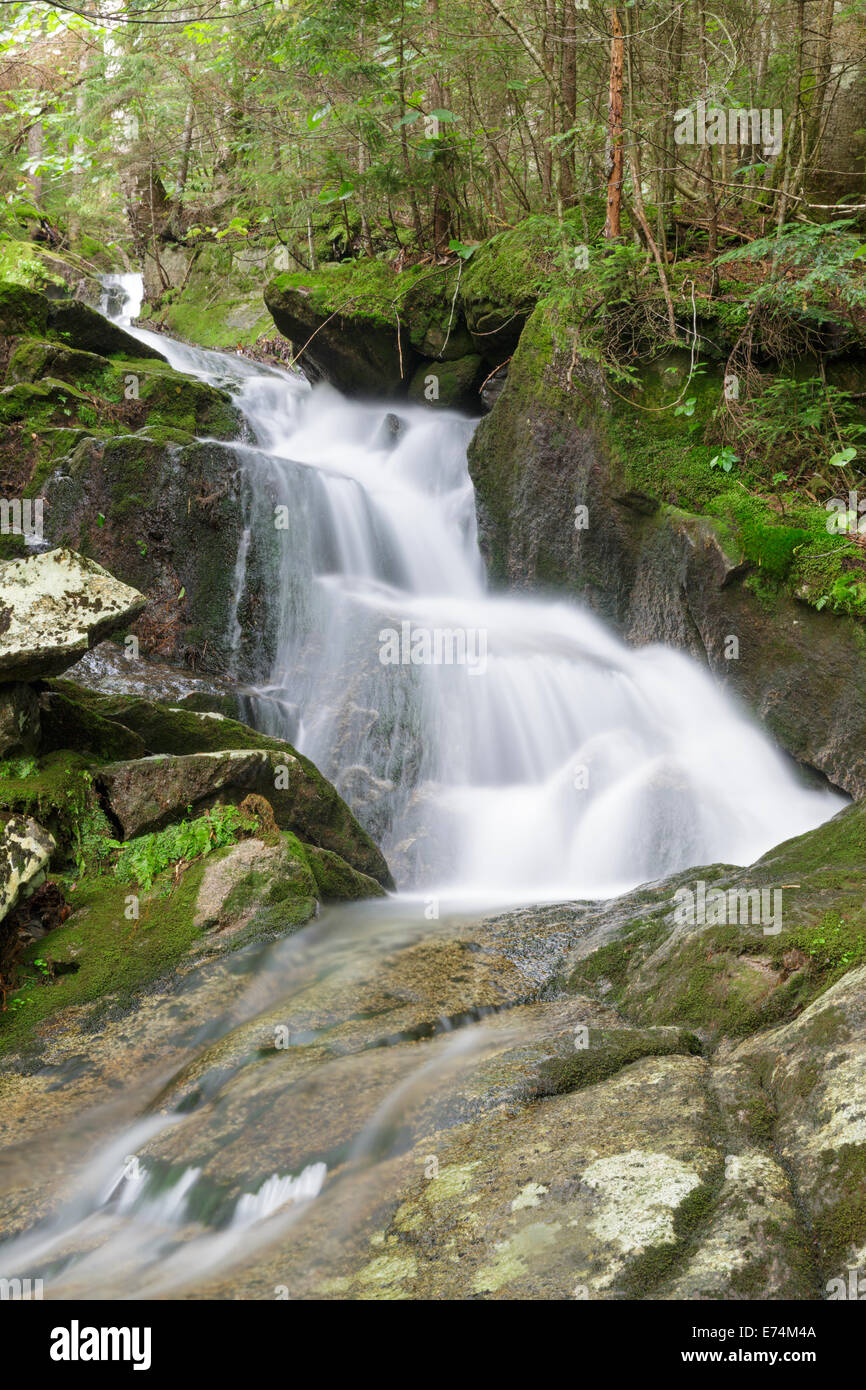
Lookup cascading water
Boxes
[100,272,844,900]
[0,273,841,1299]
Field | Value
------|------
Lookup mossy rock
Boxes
[0,858,211,1055]
[0,282,49,337]
[46,298,165,361]
[305,843,386,901]
[408,354,485,412]
[38,690,146,762]
[265,264,420,396]
[7,339,111,387]
[0,749,113,870]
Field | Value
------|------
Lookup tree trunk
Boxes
[604,7,624,239]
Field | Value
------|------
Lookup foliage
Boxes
[112,804,257,891]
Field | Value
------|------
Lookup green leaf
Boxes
[448,238,476,261]
[829,446,857,467]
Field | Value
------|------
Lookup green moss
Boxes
[567,917,669,997]
[270,259,418,331]
[7,338,110,386]
[49,683,296,758]
[0,377,93,428]
[616,1177,722,1296]
[0,857,210,1055]
[40,691,146,762]
[535,1026,701,1097]
[812,1144,866,1270]
[785,911,866,979]
[0,751,112,870]
[461,213,585,315]
[305,843,386,901]
[220,830,318,935]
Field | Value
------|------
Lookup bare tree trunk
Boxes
[560,0,577,205]
[604,6,624,239]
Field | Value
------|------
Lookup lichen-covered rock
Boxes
[0,548,146,682]
[97,748,393,887]
[726,965,866,1284]
[0,815,55,927]
[0,683,40,758]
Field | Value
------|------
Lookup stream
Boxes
[0,274,845,1298]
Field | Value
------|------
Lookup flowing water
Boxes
[0,273,845,1297]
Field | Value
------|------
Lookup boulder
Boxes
[38,689,145,761]
[193,830,384,940]
[0,549,146,683]
[0,815,55,927]
[264,273,419,397]
[97,748,394,887]
[45,299,165,361]
[193,834,320,936]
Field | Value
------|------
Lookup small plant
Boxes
[794,913,866,974]
[0,756,38,779]
[709,447,739,473]
[113,804,257,891]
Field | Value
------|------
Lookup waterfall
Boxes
[101,273,845,900]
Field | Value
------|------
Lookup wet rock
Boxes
[0,549,146,683]
[41,435,255,676]
[0,683,40,758]
[372,412,408,450]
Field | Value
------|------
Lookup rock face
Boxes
[41,435,262,675]
[468,301,866,799]
[265,277,419,397]
[0,549,146,683]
